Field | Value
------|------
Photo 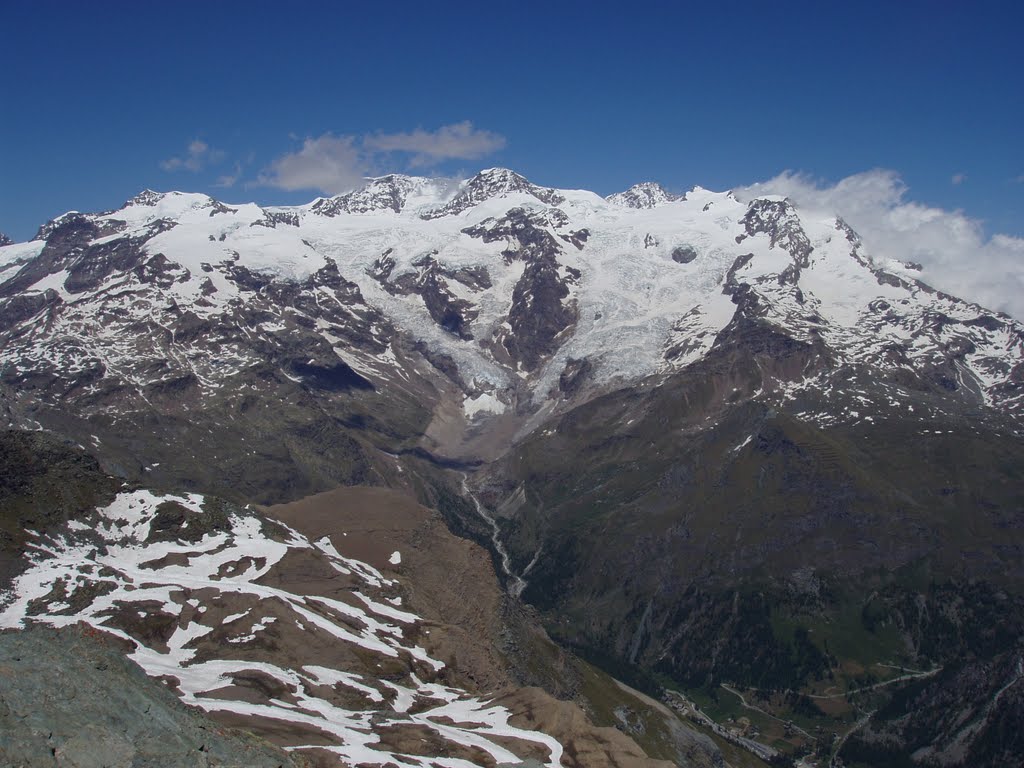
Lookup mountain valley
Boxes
[1,168,1022,767]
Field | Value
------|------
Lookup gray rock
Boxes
[671,245,698,264]
[0,624,304,768]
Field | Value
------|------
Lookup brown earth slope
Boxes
[267,486,689,768]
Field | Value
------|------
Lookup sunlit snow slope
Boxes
[1,167,1021,450]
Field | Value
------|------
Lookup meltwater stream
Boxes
[461,474,527,598]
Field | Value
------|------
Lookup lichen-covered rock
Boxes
[0,624,304,767]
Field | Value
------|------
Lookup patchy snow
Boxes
[388,550,402,565]
[0,490,564,768]
[732,435,754,454]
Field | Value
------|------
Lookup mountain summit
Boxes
[605,181,679,208]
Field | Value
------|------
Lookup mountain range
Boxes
[1,168,1022,767]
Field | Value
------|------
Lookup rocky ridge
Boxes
[605,182,679,209]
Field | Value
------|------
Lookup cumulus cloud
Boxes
[161,140,225,172]
[214,163,243,189]
[735,170,1024,320]
[258,122,506,195]
[257,134,366,195]
[363,121,507,167]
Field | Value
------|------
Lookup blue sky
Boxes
[1,0,1022,243]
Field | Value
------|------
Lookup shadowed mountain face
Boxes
[472,316,1024,765]
[1,170,1023,766]
[483,340,1024,658]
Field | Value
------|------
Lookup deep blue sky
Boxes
[1,0,1021,241]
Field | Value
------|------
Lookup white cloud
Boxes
[951,172,967,186]
[214,162,243,188]
[363,121,507,167]
[257,134,366,195]
[161,139,224,173]
[258,122,506,195]
[735,170,1024,320]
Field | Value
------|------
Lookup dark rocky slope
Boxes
[0,624,304,768]
[472,319,1024,764]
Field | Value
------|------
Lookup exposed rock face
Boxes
[0,624,304,768]
[739,197,814,281]
[0,430,119,586]
[502,257,579,371]
[371,251,483,340]
[462,207,580,370]
[462,206,570,258]
[671,245,698,264]
[423,168,565,219]
[558,357,592,396]
[606,182,678,209]
[251,209,300,228]
[312,174,430,216]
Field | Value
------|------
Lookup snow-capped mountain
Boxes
[4,169,1024,767]
[605,181,680,209]
[1,166,1021,448]
[0,487,566,767]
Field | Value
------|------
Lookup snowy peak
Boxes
[739,197,813,268]
[606,181,678,209]
[422,167,565,219]
[310,174,447,217]
[123,189,166,208]
[2,166,1024,444]
[0,232,12,247]
[100,190,234,230]
[32,211,86,242]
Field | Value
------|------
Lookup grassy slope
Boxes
[479,345,1024,761]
